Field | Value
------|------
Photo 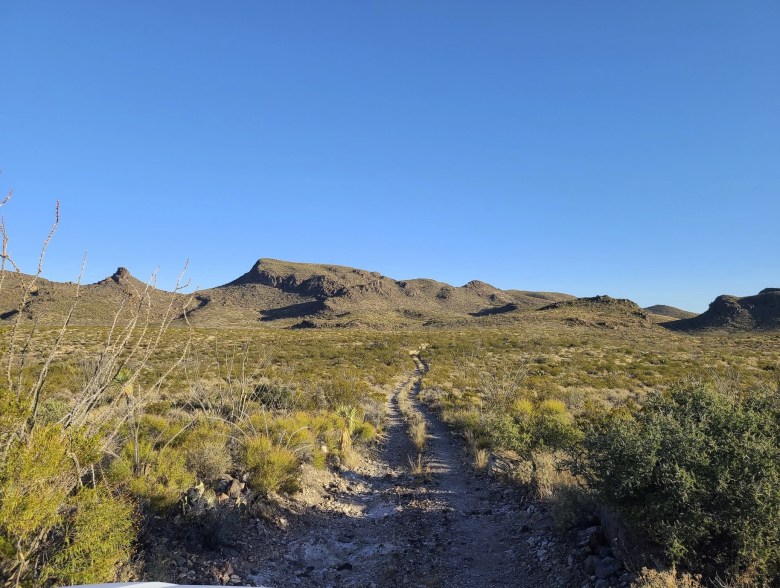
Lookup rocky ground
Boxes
[140,359,631,587]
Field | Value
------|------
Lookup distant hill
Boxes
[0,267,181,326]
[644,304,697,320]
[665,289,780,331]
[0,259,573,329]
[536,295,653,329]
[10,260,776,332]
[189,259,573,327]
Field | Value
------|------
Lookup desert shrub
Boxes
[321,374,373,408]
[253,380,295,410]
[472,399,581,457]
[183,427,233,483]
[110,444,195,511]
[247,410,331,448]
[511,398,534,421]
[579,385,780,583]
[473,448,490,471]
[528,450,560,499]
[353,420,377,443]
[41,486,135,586]
[310,447,327,469]
[409,418,427,453]
[0,425,122,585]
[0,389,26,450]
[243,436,301,495]
[531,399,582,452]
[443,408,481,435]
[479,412,524,452]
[137,413,189,448]
[36,395,72,425]
[0,426,77,582]
[361,397,385,431]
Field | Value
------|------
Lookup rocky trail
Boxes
[157,353,627,587]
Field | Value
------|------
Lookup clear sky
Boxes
[1,2,778,312]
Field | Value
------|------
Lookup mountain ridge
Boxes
[0,258,572,328]
[1,258,777,331]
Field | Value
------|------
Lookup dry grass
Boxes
[408,453,425,476]
[631,568,704,588]
[473,448,490,471]
[409,419,427,453]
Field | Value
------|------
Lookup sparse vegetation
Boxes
[417,326,780,584]
[396,356,429,474]
[3,196,780,585]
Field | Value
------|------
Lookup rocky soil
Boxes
[141,356,630,587]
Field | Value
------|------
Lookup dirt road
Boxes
[242,353,569,588]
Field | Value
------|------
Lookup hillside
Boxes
[188,259,574,327]
[8,260,777,333]
[644,304,697,321]
[666,288,780,332]
[0,259,574,329]
[0,267,183,326]
[535,295,653,329]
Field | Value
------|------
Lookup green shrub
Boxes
[0,426,76,548]
[243,436,301,495]
[253,380,295,410]
[579,385,780,582]
[531,399,582,452]
[42,487,135,586]
[0,425,131,585]
[0,388,26,456]
[110,444,195,511]
[548,480,595,532]
[267,412,318,451]
[354,421,377,443]
[479,412,525,452]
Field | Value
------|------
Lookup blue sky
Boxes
[1,2,778,311]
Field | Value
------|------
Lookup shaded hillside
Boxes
[666,289,780,332]
[0,259,573,328]
[644,304,697,321]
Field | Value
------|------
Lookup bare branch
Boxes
[27,252,87,432]
[5,201,61,392]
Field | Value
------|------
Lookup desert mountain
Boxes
[10,259,775,332]
[666,288,780,331]
[0,259,574,328]
[189,259,574,327]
